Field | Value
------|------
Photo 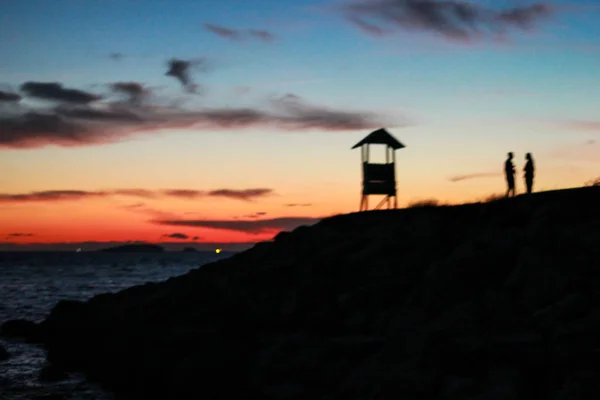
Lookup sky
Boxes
[1,0,599,251]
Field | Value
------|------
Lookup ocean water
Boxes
[0,251,232,399]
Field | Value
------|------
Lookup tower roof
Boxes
[351,128,405,150]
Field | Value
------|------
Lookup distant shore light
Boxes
[215,248,222,254]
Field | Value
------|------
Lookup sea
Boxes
[0,251,233,400]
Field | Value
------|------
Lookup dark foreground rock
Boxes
[31,187,600,399]
[39,364,69,382]
[0,344,9,361]
[1,318,41,342]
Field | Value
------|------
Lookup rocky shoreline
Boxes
[2,187,600,399]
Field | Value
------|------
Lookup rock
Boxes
[1,318,39,341]
[262,384,308,399]
[33,395,66,400]
[39,364,69,382]
[0,344,9,361]
[437,375,478,400]
[29,186,600,399]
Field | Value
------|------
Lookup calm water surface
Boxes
[0,251,232,399]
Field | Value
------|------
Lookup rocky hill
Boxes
[3,187,600,399]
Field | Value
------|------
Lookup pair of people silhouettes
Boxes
[505,152,535,197]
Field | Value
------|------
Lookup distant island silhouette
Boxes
[99,244,165,253]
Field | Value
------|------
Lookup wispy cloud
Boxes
[559,120,600,132]
[0,188,275,203]
[546,139,600,163]
[161,232,190,240]
[248,29,275,42]
[165,58,210,93]
[449,172,501,182]
[284,203,312,207]
[153,217,320,234]
[236,211,268,219]
[20,82,102,104]
[110,82,151,106]
[203,23,276,42]
[108,52,124,61]
[342,0,554,42]
[208,189,273,201]
[6,233,34,238]
[204,23,243,40]
[1,84,393,148]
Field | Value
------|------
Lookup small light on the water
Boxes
[76,248,82,252]
[215,248,222,254]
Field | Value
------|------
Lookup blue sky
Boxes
[0,0,599,248]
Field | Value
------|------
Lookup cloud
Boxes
[203,23,276,42]
[0,90,22,102]
[0,190,108,202]
[109,52,124,61]
[20,82,102,104]
[546,139,600,163]
[204,23,243,40]
[559,120,600,132]
[120,202,146,210]
[348,16,388,36]
[1,87,392,149]
[0,188,275,203]
[161,188,273,201]
[162,233,189,240]
[238,211,268,219]
[284,203,312,207]
[166,58,208,93]
[110,82,150,106]
[448,172,501,182]
[207,188,273,201]
[154,216,320,234]
[342,0,554,42]
[161,189,204,199]
[248,29,275,42]
[6,233,34,237]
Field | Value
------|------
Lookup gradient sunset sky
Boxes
[1,0,599,250]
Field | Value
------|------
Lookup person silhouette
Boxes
[505,152,516,197]
[524,153,535,194]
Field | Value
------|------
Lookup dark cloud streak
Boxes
[204,23,242,40]
[154,217,320,234]
[208,188,273,201]
[162,233,189,240]
[203,23,276,42]
[6,233,34,237]
[110,82,149,106]
[448,172,501,182]
[0,188,275,203]
[1,88,391,148]
[343,0,554,41]
[20,82,102,104]
[166,58,204,93]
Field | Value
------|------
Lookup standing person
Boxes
[505,152,516,197]
[524,152,535,194]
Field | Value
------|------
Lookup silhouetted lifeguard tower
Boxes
[352,128,405,211]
